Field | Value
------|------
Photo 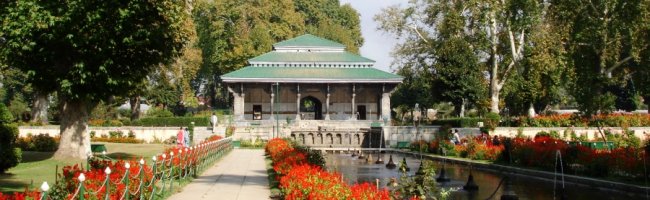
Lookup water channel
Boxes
[325,152,642,200]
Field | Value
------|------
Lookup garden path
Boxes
[168,149,270,200]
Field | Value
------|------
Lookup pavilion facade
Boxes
[221,34,402,127]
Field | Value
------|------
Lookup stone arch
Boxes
[299,133,305,145]
[308,133,314,144]
[317,133,323,144]
[300,96,323,120]
[335,134,342,145]
[326,133,333,145]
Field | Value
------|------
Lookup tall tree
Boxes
[503,6,571,117]
[0,0,189,159]
[376,0,542,114]
[193,0,364,108]
[550,0,649,115]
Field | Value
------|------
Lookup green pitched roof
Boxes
[222,66,402,83]
[249,51,374,63]
[273,34,345,48]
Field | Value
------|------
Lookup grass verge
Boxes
[0,143,169,192]
[265,156,282,199]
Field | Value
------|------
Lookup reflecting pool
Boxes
[325,152,641,200]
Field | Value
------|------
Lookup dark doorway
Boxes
[357,105,366,120]
[300,96,322,120]
[253,105,262,120]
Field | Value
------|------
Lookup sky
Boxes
[339,0,404,73]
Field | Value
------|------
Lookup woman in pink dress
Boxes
[177,127,185,146]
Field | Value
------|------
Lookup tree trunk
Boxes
[527,102,536,117]
[130,96,141,121]
[30,92,49,124]
[54,99,95,160]
[489,10,501,114]
[455,98,466,118]
[490,84,500,113]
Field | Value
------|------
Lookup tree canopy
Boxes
[0,0,190,159]
[193,0,364,108]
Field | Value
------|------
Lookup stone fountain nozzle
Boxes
[385,154,396,169]
[463,169,479,191]
[375,152,384,164]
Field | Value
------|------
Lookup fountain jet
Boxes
[385,154,396,169]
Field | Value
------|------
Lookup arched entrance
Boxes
[300,96,322,120]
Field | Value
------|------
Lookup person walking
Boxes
[184,127,190,147]
[177,127,185,147]
[210,112,218,134]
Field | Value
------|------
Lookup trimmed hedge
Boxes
[429,117,483,127]
[130,117,209,127]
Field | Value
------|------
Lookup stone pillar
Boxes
[240,83,246,121]
[325,84,331,120]
[270,84,275,120]
[296,84,301,120]
[228,84,245,121]
[351,84,356,120]
[381,85,392,123]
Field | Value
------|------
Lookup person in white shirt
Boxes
[210,113,218,134]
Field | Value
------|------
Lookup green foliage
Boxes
[429,118,483,127]
[0,103,13,123]
[108,131,124,138]
[193,0,363,107]
[31,134,58,152]
[550,0,649,116]
[390,160,437,199]
[0,0,190,102]
[0,123,20,173]
[535,131,561,140]
[483,113,501,131]
[131,117,209,127]
[146,108,174,118]
[240,138,266,148]
[606,130,641,149]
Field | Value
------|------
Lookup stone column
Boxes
[295,84,301,120]
[381,85,392,123]
[228,84,245,121]
[269,84,275,120]
[325,84,331,120]
[351,84,356,120]
[240,83,246,121]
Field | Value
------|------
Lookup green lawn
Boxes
[0,143,170,192]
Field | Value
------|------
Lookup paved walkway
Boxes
[168,149,270,200]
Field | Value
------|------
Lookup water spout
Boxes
[386,154,396,169]
[554,150,567,200]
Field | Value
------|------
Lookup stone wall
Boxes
[18,126,221,143]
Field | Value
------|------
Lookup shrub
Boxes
[127,130,136,138]
[32,134,58,152]
[146,107,174,117]
[91,137,144,144]
[0,123,21,173]
[429,117,482,127]
[0,103,14,123]
[483,112,501,131]
[131,117,209,126]
[225,126,235,137]
[109,131,124,138]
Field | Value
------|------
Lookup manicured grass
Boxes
[0,143,170,192]
[265,157,282,199]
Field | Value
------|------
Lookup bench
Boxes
[91,144,107,153]
[396,141,410,149]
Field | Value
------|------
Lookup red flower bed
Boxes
[0,135,229,199]
[506,136,647,178]
[266,138,390,200]
[0,191,40,200]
